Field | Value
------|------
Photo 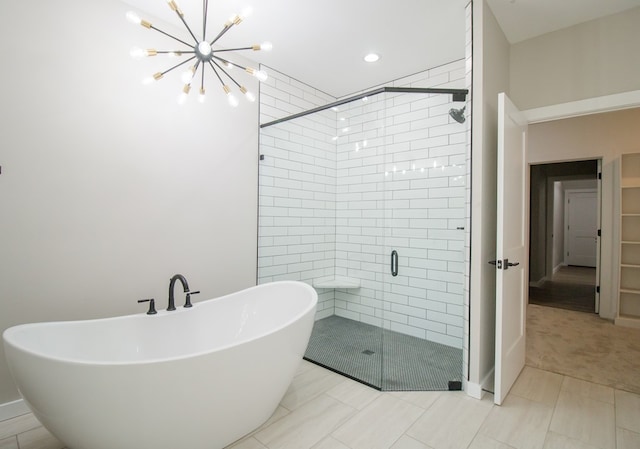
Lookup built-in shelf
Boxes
[312,277,361,289]
[617,153,640,328]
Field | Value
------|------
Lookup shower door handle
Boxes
[391,250,398,277]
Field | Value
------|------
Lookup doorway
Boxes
[528,160,600,314]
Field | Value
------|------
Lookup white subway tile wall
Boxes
[258,60,468,349]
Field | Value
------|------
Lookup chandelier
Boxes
[126,0,270,106]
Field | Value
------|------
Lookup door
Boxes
[494,93,528,405]
[565,189,598,267]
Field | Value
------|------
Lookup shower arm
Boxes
[260,86,469,129]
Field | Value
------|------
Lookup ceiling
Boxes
[121,0,640,99]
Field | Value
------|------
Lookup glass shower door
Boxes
[378,90,466,390]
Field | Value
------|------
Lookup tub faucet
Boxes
[167,274,200,311]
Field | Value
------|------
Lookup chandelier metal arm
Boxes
[209,24,233,47]
[212,47,254,53]
[174,11,199,45]
[212,55,249,72]
[157,50,196,55]
[150,25,194,48]
[211,59,241,88]
[161,55,197,77]
[208,61,226,87]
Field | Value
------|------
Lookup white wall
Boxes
[468,0,510,396]
[510,7,640,110]
[0,0,259,405]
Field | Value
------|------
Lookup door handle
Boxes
[504,258,519,270]
[391,250,398,277]
[489,259,519,270]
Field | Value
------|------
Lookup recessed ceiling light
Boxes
[364,53,380,63]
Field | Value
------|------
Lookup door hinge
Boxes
[596,286,600,293]
[597,229,601,237]
[598,172,602,180]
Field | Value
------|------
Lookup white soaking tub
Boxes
[3,281,317,449]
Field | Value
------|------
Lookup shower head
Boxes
[449,106,466,124]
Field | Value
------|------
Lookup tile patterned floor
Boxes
[1,361,639,449]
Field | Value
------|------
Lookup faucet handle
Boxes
[138,298,157,315]
[184,290,200,308]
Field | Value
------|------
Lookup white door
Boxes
[495,93,528,405]
[565,189,598,267]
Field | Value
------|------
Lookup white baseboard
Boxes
[465,380,484,399]
[0,399,29,422]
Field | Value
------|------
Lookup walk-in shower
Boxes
[257,86,468,391]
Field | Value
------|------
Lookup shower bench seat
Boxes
[312,277,361,289]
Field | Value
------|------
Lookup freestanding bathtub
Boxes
[3,281,317,449]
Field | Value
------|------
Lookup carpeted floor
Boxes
[304,315,463,391]
[526,303,640,394]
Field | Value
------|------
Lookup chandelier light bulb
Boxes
[240,7,253,20]
[178,84,191,105]
[130,47,145,59]
[240,86,255,102]
[228,93,239,107]
[255,70,268,82]
[126,11,141,25]
[260,41,273,51]
[181,67,195,84]
[142,72,163,85]
[198,88,206,104]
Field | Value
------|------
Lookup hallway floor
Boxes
[527,303,640,395]
[529,265,596,313]
[2,358,639,449]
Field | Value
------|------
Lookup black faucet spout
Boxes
[168,274,189,311]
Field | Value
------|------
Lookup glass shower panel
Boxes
[333,93,387,388]
[257,87,467,391]
[379,91,466,390]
